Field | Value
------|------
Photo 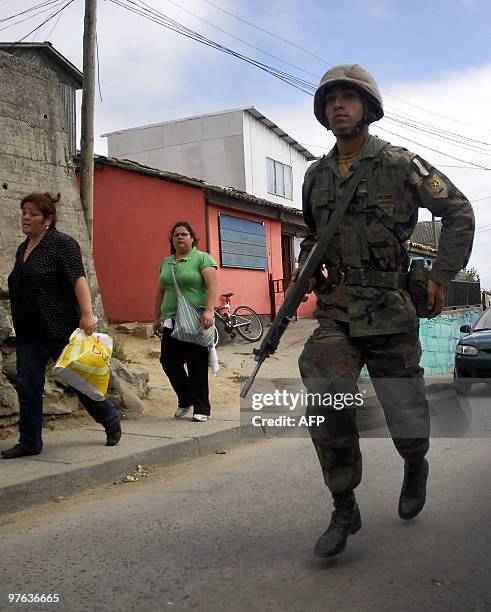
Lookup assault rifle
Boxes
[240,157,373,398]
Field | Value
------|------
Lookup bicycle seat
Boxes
[221,292,234,298]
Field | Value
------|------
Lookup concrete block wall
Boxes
[419,309,481,374]
[0,51,107,428]
[361,308,482,378]
[0,51,103,318]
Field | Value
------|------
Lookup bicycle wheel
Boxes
[213,326,219,348]
[233,306,264,342]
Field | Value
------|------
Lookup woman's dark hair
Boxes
[168,220,199,254]
[20,192,61,228]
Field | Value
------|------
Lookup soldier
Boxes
[297,64,475,558]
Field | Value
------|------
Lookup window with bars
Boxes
[266,158,293,199]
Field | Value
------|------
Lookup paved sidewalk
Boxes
[0,318,458,516]
[0,318,316,516]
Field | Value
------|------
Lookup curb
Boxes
[0,422,271,517]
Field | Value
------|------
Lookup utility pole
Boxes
[80,0,97,242]
[431,214,438,249]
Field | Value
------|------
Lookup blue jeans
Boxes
[16,338,120,453]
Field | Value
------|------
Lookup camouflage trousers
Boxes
[298,319,430,496]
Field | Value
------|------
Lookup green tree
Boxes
[456,267,480,282]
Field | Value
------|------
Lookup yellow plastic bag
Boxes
[52,329,113,401]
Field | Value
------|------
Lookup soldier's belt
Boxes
[325,267,408,289]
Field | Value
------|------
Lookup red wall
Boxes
[84,164,315,322]
[91,165,206,322]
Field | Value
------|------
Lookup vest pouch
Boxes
[408,259,430,318]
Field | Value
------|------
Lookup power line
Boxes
[110,0,491,169]
[384,113,491,153]
[197,0,491,133]
[375,126,491,171]
[161,0,320,80]
[385,107,491,147]
[301,143,491,172]
[0,0,62,23]
[140,1,491,154]
[109,0,316,95]
[11,0,76,43]
[45,0,68,39]
[0,1,66,34]
[96,31,103,101]
[199,0,330,67]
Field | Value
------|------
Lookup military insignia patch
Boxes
[427,172,449,198]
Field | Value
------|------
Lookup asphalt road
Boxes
[1,435,490,612]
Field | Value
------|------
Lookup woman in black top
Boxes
[0,192,121,459]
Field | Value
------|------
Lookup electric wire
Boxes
[384,116,491,157]
[109,0,491,170]
[44,0,67,39]
[375,126,491,171]
[197,0,491,133]
[199,0,330,67]
[161,0,321,80]
[0,1,66,34]
[120,0,491,157]
[96,32,103,101]
[164,0,491,151]
[13,0,76,44]
[385,107,491,147]
[0,0,62,23]
[108,0,317,95]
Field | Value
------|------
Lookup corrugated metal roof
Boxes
[410,220,441,247]
[86,155,446,246]
[407,241,437,255]
[101,106,316,161]
[0,42,82,87]
[243,107,316,160]
[89,154,303,217]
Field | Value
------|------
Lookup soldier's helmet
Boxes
[314,64,384,130]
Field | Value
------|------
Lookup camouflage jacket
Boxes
[299,135,475,336]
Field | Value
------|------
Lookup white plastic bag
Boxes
[208,347,219,376]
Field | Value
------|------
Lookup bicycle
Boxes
[213,293,264,345]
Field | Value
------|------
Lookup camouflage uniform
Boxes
[298,133,475,495]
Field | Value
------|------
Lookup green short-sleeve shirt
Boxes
[160,248,217,319]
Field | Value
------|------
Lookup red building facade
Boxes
[81,156,315,322]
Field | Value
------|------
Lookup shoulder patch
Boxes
[426,172,449,198]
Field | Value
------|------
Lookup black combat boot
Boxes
[105,422,122,447]
[314,492,361,558]
[398,458,429,520]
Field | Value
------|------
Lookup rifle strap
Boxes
[300,156,376,281]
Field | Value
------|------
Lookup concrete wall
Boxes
[419,309,481,374]
[243,112,308,209]
[106,110,247,190]
[0,51,102,316]
[360,308,482,378]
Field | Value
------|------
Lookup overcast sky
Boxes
[2,0,490,287]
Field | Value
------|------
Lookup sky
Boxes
[1,0,490,287]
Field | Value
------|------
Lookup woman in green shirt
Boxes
[154,221,217,422]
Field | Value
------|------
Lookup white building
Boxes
[102,107,316,209]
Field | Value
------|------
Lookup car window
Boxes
[473,309,491,331]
